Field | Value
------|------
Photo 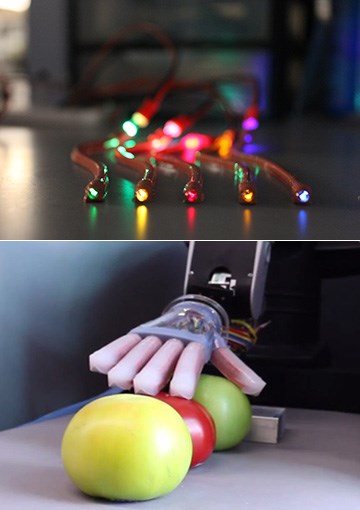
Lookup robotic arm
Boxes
[90,242,271,399]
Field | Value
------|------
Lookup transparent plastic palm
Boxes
[90,294,266,399]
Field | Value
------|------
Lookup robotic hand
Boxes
[90,294,266,399]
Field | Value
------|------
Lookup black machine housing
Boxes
[185,241,360,413]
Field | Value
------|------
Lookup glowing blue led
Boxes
[297,190,310,203]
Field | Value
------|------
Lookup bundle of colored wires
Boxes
[227,319,258,353]
[69,23,311,206]
[197,135,311,205]
[232,151,311,205]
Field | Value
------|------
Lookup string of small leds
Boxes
[70,25,311,207]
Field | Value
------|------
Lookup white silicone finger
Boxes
[169,342,206,399]
[211,347,266,396]
[133,338,185,396]
[89,333,142,373]
[107,336,163,389]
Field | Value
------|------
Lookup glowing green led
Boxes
[124,139,136,149]
[255,166,260,177]
[103,137,120,150]
[233,169,239,186]
[234,163,244,182]
[88,187,99,200]
[118,146,135,159]
[122,120,138,137]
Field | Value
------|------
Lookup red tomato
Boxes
[154,392,216,468]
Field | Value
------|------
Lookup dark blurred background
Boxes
[1,0,360,121]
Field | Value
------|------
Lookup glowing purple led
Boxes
[242,117,259,131]
[244,133,253,144]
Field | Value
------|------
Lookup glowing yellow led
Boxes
[132,112,149,128]
[216,130,234,158]
[136,188,149,202]
[242,189,254,203]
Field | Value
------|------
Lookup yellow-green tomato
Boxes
[61,394,192,501]
[193,374,252,451]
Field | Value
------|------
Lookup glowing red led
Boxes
[163,115,194,138]
[163,120,182,138]
[185,189,199,203]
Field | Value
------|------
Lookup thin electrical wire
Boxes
[68,22,179,105]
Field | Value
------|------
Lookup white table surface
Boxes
[1,408,359,510]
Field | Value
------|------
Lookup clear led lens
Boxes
[185,189,199,203]
[163,120,182,138]
[297,190,310,203]
[136,188,150,203]
[242,189,254,203]
[88,187,99,200]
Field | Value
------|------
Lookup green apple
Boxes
[193,374,252,451]
[61,394,192,501]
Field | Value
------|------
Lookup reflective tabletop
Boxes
[0,407,359,509]
[0,115,359,240]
